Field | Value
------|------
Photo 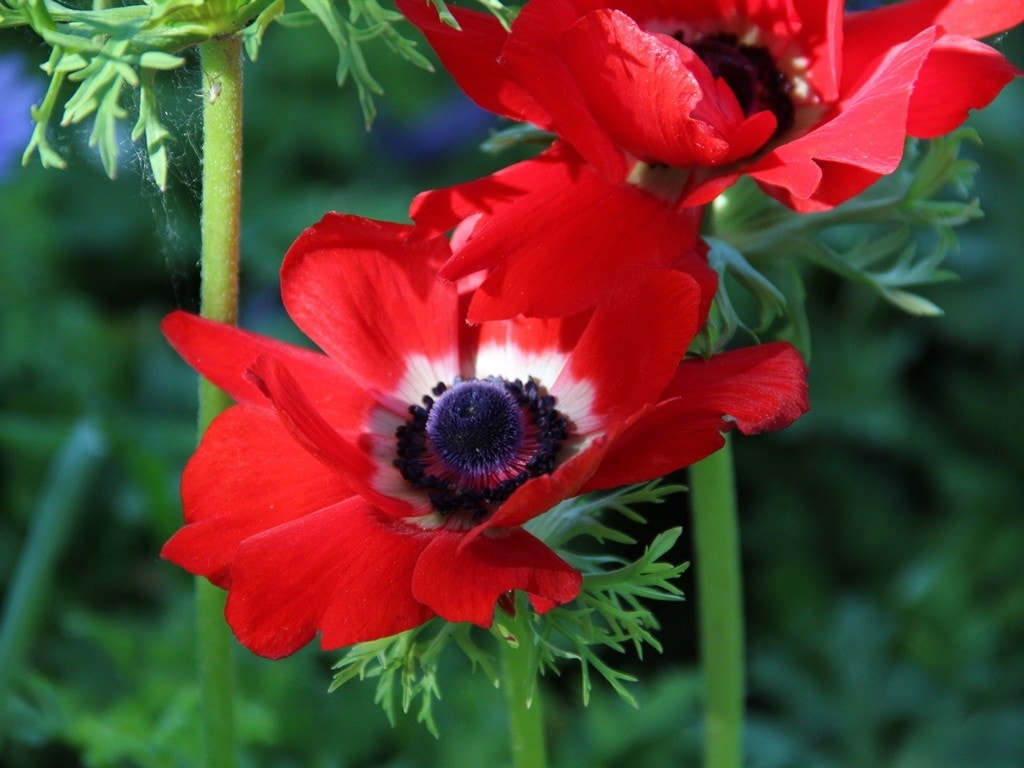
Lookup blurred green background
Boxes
[1,14,1022,768]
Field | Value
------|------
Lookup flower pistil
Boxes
[395,377,570,519]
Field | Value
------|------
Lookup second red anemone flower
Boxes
[161,213,808,658]
[400,0,1022,319]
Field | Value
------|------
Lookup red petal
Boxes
[226,501,436,658]
[471,313,589,384]
[561,10,772,168]
[784,159,885,211]
[582,341,808,490]
[502,0,630,180]
[581,402,726,492]
[281,213,460,399]
[558,268,704,418]
[846,0,1024,59]
[411,143,585,243]
[161,405,354,587]
[412,526,581,626]
[906,36,1021,138]
[790,0,844,102]
[752,26,939,210]
[661,342,810,434]
[245,355,414,517]
[926,0,1024,37]
[444,165,705,321]
[485,433,614,528]
[395,0,552,128]
[161,311,363,420]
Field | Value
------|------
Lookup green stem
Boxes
[690,437,744,768]
[727,193,905,255]
[500,602,548,768]
[195,36,243,768]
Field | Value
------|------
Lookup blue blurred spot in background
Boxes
[371,90,499,166]
[0,53,44,181]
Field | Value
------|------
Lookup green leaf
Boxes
[526,480,687,550]
[529,527,688,707]
[241,0,287,60]
[878,287,945,317]
[706,237,788,340]
[12,0,501,183]
[138,51,186,70]
[132,69,174,190]
[331,621,494,737]
[481,123,557,154]
[711,132,986,332]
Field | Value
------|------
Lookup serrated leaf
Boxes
[132,71,173,190]
[525,480,686,549]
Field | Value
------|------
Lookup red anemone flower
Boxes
[161,213,808,658]
[400,0,1022,318]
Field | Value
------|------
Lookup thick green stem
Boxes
[690,437,744,768]
[500,603,548,768]
[195,36,243,768]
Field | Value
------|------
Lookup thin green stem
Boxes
[690,437,744,768]
[195,35,243,768]
[725,193,905,255]
[500,602,548,768]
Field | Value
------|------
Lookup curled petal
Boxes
[501,0,629,179]
[907,36,1022,138]
[561,10,775,168]
[414,143,587,256]
[846,0,1024,60]
[753,25,939,210]
[486,433,614,529]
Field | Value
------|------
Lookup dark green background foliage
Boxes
[1,18,1021,768]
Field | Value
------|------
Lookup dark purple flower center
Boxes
[679,32,795,137]
[427,380,525,477]
[394,377,569,518]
